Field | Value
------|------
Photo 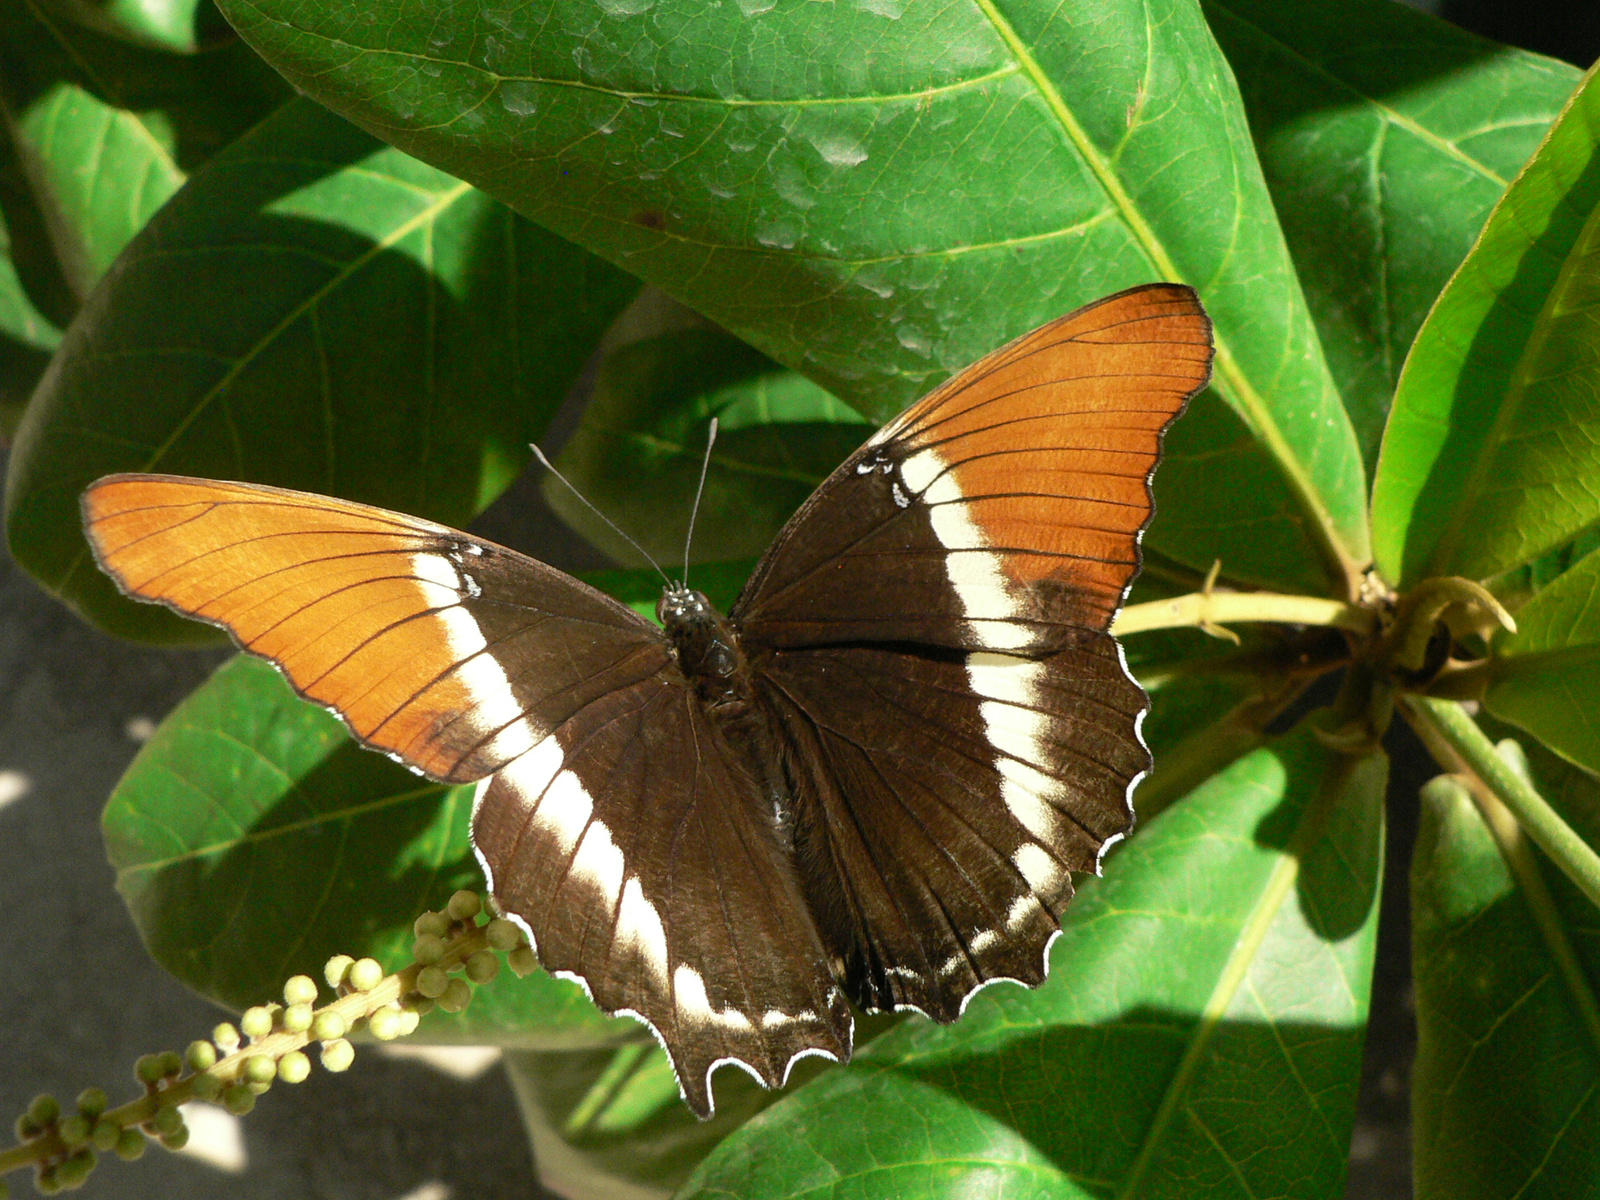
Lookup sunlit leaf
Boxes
[1372,61,1600,587]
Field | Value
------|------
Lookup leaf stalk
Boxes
[1113,590,1372,638]
[1403,695,1600,914]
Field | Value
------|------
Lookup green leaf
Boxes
[1207,0,1579,466]
[0,196,63,434]
[1485,544,1600,775]
[549,328,868,568]
[1411,764,1600,1199]
[1372,60,1600,587]
[213,0,1370,595]
[0,4,292,296]
[35,0,233,54]
[5,95,637,643]
[106,653,637,1044]
[682,723,1384,1200]
[504,1042,813,1200]
[506,1011,903,1200]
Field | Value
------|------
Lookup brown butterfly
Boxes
[83,283,1212,1116]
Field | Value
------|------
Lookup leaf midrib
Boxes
[967,0,1359,593]
[1427,86,1600,578]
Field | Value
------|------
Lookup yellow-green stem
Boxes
[1405,695,1600,913]
[1113,590,1372,638]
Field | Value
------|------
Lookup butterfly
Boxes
[82,283,1212,1116]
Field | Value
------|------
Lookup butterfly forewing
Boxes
[735,283,1212,651]
[83,475,659,782]
[735,283,1212,1018]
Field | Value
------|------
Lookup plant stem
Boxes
[1112,590,1372,637]
[1404,695,1600,913]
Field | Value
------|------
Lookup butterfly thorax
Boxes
[658,585,751,712]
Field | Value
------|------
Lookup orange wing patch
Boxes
[83,475,534,782]
[883,284,1211,625]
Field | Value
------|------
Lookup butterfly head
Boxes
[659,584,750,707]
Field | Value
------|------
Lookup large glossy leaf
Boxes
[213,0,1370,596]
[682,723,1385,1200]
[1207,0,1579,465]
[548,327,868,567]
[1411,757,1600,1199]
[0,2,291,298]
[6,95,638,643]
[1372,61,1600,588]
[1485,545,1600,775]
[106,652,640,1045]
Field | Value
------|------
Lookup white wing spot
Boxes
[969,929,999,954]
[616,877,670,981]
[898,449,1029,650]
[570,820,626,910]
[1013,843,1064,895]
[673,964,754,1031]
[1006,892,1038,930]
[410,554,539,760]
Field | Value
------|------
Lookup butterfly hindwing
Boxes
[474,678,849,1116]
[734,283,1213,1017]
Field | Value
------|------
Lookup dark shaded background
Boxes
[1,3,1596,1198]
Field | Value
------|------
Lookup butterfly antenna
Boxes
[682,417,719,587]
[529,443,672,587]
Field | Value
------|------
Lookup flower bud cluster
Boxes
[3,890,533,1194]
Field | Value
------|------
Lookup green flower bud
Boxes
[347,958,383,992]
[212,1023,241,1054]
[311,1010,347,1041]
[411,934,446,965]
[57,1115,92,1148]
[282,1003,314,1033]
[221,1086,255,1116]
[159,1127,190,1152]
[186,1040,218,1072]
[465,950,500,985]
[485,918,524,951]
[405,997,436,1017]
[239,1007,274,1040]
[26,1093,58,1127]
[151,1105,183,1137]
[324,954,355,990]
[115,1128,147,1160]
[507,947,537,977]
[34,1165,61,1195]
[14,1114,39,1142]
[92,1118,121,1153]
[320,1039,355,1073]
[134,1054,166,1085]
[367,1008,402,1041]
[58,1150,95,1187]
[190,1073,223,1102]
[158,1051,184,1078]
[395,1009,421,1037]
[438,978,472,1013]
[415,965,448,998]
[247,1081,272,1095]
[277,1051,312,1084]
[283,975,318,1007]
[74,1088,107,1121]
[413,911,450,939]
[446,890,482,921]
[243,1056,277,1085]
